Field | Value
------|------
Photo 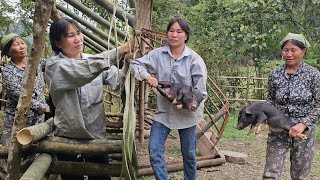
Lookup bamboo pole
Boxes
[27,137,122,155]
[20,153,52,180]
[91,0,135,28]
[17,118,54,145]
[56,4,120,46]
[6,1,54,179]
[63,0,129,38]
[83,35,106,52]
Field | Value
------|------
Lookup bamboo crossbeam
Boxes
[91,0,135,28]
[17,118,54,145]
[105,112,124,117]
[27,137,122,155]
[56,4,120,46]
[83,34,107,51]
[138,154,220,169]
[62,0,128,38]
[105,120,123,128]
[80,25,114,50]
[20,153,52,180]
[220,76,267,80]
[47,161,121,176]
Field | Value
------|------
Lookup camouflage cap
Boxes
[280,32,311,48]
[0,33,20,51]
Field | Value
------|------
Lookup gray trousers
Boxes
[262,127,315,180]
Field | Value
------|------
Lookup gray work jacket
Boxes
[45,49,126,139]
[130,45,207,129]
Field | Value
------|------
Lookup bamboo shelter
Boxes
[0,0,230,179]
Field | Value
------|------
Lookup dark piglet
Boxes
[156,81,204,111]
[236,102,307,139]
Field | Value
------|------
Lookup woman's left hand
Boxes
[289,123,307,138]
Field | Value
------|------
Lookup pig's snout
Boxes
[236,122,244,130]
[189,102,198,111]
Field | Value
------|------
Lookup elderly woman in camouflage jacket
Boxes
[263,33,320,180]
[0,33,50,146]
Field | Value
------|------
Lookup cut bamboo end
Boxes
[17,128,33,145]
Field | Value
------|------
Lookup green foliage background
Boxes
[1,0,320,102]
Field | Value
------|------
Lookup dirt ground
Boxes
[136,129,320,180]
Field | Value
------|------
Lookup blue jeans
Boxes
[149,121,197,180]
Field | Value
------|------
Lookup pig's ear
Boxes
[257,112,267,123]
[176,89,184,100]
[245,108,252,115]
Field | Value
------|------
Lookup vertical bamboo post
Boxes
[135,0,153,143]
[6,1,54,179]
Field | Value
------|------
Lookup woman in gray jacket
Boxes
[46,17,131,180]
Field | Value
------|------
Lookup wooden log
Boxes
[27,137,122,155]
[105,112,124,117]
[106,135,122,140]
[6,1,54,179]
[20,153,52,180]
[138,154,220,169]
[48,160,121,177]
[106,128,123,133]
[17,118,54,145]
[105,120,123,128]
[138,154,226,176]
[219,150,248,165]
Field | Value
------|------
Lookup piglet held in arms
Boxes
[236,102,307,140]
[156,81,205,111]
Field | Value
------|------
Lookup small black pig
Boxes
[236,102,307,139]
[156,81,204,111]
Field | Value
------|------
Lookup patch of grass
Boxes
[0,111,4,119]
[311,151,320,177]
[316,126,320,143]
[219,114,256,141]
[167,146,181,156]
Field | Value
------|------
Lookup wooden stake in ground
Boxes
[6,1,54,179]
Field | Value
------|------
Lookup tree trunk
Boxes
[6,1,54,179]
[135,0,153,144]
[20,153,52,180]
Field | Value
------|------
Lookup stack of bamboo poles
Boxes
[0,117,124,179]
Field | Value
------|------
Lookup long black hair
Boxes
[166,17,192,43]
[49,18,81,55]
